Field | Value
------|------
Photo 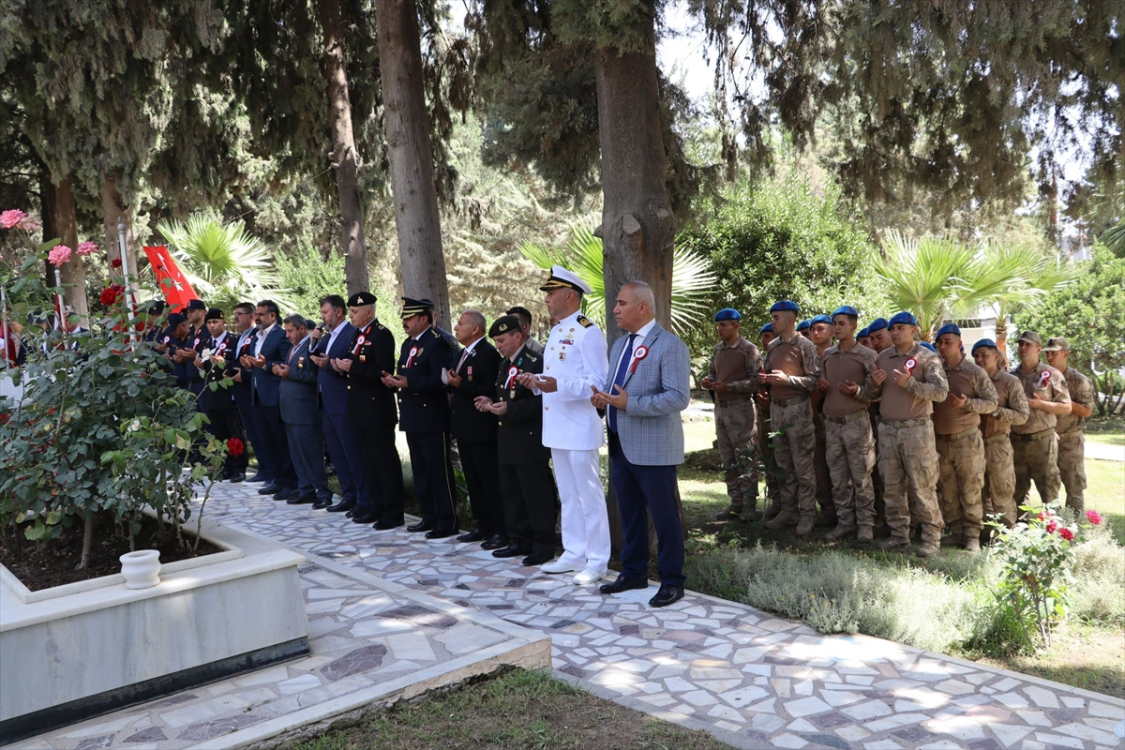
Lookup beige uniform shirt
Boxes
[981,370,1029,439]
[821,342,878,417]
[1010,362,1070,435]
[708,336,762,401]
[859,343,949,421]
[1055,367,1094,436]
[763,333,820,400]
[933,357,998,435]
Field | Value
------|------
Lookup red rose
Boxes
[227,437,244,457]
[1046,520,1059,534]
[1085,510,1102,526]
[111,258,122,268]
[1058,527,1075,541]
[99,286,122,306]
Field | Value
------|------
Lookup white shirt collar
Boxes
[628,319,657,341]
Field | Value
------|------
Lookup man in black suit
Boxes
[381,297,458,538]
[276,315,329,505]
[227,303,262,482]
[240,299,298,498]
[445,310,504,547]
[476,315,557,566]
[328,291,406,528]
[195,308,248,482]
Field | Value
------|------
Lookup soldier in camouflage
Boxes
[1044,337,1094,513]
[971,339,1029,537]
[703,308,764,520]
[933,324,998,553]
[808,314,837,527]
[1010,331,1071,507]
[853,311,949,558]
[756,322,782,514]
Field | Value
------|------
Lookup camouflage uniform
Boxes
[763,333,822,530]
[859,344,949,546]
[981,369,1029,529]
[1056,366,1094,513]
[812,401,836,525]
[821,342,879,538]
[933,357,998,543]
[1010,363,1070,506]
[756,398,782,507]
[708,337,763,513]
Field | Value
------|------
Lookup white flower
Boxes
[129,419,142,432]
[201,348,213,360]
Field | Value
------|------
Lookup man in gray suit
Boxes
[274,314,329,505]
[592,282,692,608]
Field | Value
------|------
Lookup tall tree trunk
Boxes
[375,0,450,328]
[40,167,58,292]
[593,26,679,553]
[319,0,369,295]
[53,176,88,319]
[101,173,139,281]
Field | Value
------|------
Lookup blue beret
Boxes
[866,317,889,333]
[810,314,833,326]
[713,308,741,322]
[796,319,811,332]
[919,341,936,352]
[972,338,998,353]
[857,327,870,338]
[759,323,774,335]
[770,300,800,313]
[888,311,918,327]
[935,323,961,339]
[831,305,859,318]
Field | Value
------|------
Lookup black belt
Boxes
[1012,428,1054,442]
[935,427,980,442]
[824,411,867,426]
[773,395,808,408]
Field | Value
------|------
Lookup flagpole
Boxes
[54,267,65,344]
[117,221,136,345]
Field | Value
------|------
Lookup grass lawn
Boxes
[295,668,727,750]
[1086,415,1125,448]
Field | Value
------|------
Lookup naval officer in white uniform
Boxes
[517,266,610,585]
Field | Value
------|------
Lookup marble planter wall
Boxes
[0,521,309,743]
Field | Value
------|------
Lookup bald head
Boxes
[613,281,657,333]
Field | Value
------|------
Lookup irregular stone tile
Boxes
[1032,732,1084,749]
[124,727,167,743]
[75,736,114,750]
[176,714,265,741]
[319,644,388,681]
[785,696,832,718]
[1022,685,1061,709]
[842,700,893,720]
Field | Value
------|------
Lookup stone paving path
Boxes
[24,479,1125,750]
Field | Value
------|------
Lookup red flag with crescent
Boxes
[143,246,198,313]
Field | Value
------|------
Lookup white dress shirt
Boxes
[610,318,656,383]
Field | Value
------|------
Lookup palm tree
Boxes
[156,214,293,312]
[520,224,718,336]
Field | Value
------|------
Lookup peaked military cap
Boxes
[1043,336,1069,352]
[935,322,961,338]
[489,314,521,338]
[770,300,800,313]
[204,307,224,321]
[1016,330,1042,346]
[400,296,432,319]
[538,265,591,295]
[713,308,741,322]
[144,299,167,315]
[866,317,889,333]
[888,311,918,327]
[831,305,859,318]
[166,313,186,327]
[185,299,206,311]
[348,291,377,307]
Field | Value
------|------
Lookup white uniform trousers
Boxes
[551,447,610,573]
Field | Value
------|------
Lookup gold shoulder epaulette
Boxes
[576,315,594,328]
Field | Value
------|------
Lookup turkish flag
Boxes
[143,245,199,312]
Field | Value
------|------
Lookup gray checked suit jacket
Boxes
[605,322,691,466]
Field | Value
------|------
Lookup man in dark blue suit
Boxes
[276,315,329,505]
[329,291,406,528]
[309,294,370,513]
[196,308,248,482]
[240,299,297,498]
[226,302,262,482]
[381,297,458,538]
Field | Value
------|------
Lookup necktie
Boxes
[456,346,471,373]
[608,333,636,433]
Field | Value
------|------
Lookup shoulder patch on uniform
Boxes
[526,353,538,362]
[576,315,594,328]
[431,329,441,339]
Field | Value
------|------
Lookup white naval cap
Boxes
[538,265,592,295]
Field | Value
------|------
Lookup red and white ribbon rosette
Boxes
[904,357,917,376]
[629,345,649,374]
[405,345,419,368]
[353,334,367,356]
[1038,370,1052,389]
[504,366,519,389]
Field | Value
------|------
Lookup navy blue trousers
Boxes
[235,401,262,471]
[609,433,686,587]
[251,405,297,489]
[284,420,329,497]
[406,432,457,530]
[322,411,369,507]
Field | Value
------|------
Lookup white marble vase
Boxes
[118,549,161,589]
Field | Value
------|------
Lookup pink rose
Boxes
[76,241,98,256]
[48,245,73,266]
[1,209,28,229]
[18,215,42,232]
[1046,519,1059,534]
[1085,510,1102,526]
[1058,527,1075,541]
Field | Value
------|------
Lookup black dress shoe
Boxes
[258,483,282,496]
[374,520,403,531]
[480,534,509,550]
[312,498,332,510]
[491,543,526,559]
[425,527,458,540]
[521,551,554,566]
[227,471,245,484]
[599,575,649,595]
[247,473,267,483]
[275,487,300,501]
[326,499,356,513]
[407,521,436,533]
[287,493,316,505]
[456,528,486,543]
[649,585,685,608]
[352,509,379,524]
